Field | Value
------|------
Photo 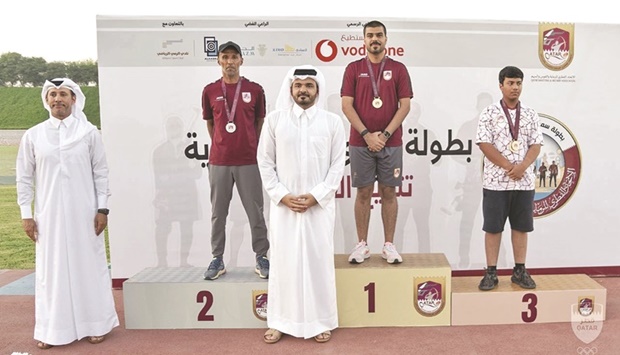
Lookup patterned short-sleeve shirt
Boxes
[475,101,543,191]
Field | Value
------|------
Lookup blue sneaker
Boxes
[204,257,226,280]
[255,256,269,279]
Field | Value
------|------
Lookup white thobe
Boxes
[257,104,346,338]
[16,114,119,345]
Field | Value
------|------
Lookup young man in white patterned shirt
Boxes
[475,66,543,291]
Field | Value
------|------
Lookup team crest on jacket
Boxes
[393,168,401,178]
[383,70,392,81]
[242,92,252,103]
[538,23,575,71]
[413,277,445,316]
[252,290,268,321]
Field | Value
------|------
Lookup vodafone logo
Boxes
[315,39,338,62]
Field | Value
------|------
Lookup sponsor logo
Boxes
[204,36,219,59]
[258,44,268,57]
[539,23,575,71]
[272,44,309,57]
[157,39,190,60]
[315,39,405,63]
[252,290,268,321]
[571,296,603,345]
[241,46,256,57]
[533,114,581,217]
[413,277,446,316]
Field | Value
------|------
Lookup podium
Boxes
[335,253,451,327]
[451,274,607,325]
[123,256,606,330]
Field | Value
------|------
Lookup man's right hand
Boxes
[364,131,386,152]
[22,218,38,242]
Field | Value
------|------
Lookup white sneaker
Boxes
[382,242,403,264]
[348,241,370,264]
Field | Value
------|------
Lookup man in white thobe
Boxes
[16,78,119,349]
[258,65,346,343]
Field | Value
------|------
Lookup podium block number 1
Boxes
[197,290,215,321]
[364,282,375,313]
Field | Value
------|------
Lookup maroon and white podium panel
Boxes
[335,253,452,327]
[451,274,607,326]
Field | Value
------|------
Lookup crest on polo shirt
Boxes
[242,92,252,103]
[383,70,392,81]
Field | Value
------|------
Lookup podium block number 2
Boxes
[364,282,375,313]
[197,290,215,321]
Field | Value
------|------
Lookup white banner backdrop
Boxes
[96,16,620,281]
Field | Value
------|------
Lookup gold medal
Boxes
[226,122,237,133]
[509,140,520,153]
[372,97,383,109]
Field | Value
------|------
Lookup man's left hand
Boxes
[507,163,526,180]
[95,213,108,235]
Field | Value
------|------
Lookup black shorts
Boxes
[482,189,535,233]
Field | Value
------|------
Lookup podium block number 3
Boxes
[197,290,215,321]
[521,293,538,323]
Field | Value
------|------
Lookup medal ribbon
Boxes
[221,77,243,124]
[500,100,521,141]
[365,56,387,100]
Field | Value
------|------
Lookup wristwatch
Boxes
[361,129,369,137]
[382,130,391,139]
[97,208,110,216]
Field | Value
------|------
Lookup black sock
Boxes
[515,263,525,270]
[487,266,497,273]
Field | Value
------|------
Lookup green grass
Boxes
[0,146,110,269]
[0,185,35,268]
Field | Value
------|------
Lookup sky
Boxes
[3,0,619,62]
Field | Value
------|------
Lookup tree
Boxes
[0,52,24,86]
[19,56,47,86]
[45,62,68,81]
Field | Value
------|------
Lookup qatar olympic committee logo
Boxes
[413,277,446,317]
[315,39,338,62]
[539,23,575,71]
[532,114,581,218]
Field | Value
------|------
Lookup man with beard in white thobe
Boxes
[258,65,346,344]
[16,78,119,350]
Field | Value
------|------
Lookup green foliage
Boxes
[0,52,98,86]
[0,87,100,129]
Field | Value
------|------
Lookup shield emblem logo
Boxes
[252,290,268,321]
[242,92,252,103]
[383,70,392,81]
[539,23,575,71]
[570,297,604,344]
[413,277,446,317]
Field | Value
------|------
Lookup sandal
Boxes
[263,328,282,344]
[314,330,331,343]
[88,335,106,344]
[37,341,53,349]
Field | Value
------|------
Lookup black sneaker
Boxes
[478,271,498,291]
[255,256,269,279]
[511,266,536,289]
[204,257,226,280]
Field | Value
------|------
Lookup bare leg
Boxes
[354,185,373,243]
[511,230,528,264]
[378,183,397,244]
[484,232,502,266]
